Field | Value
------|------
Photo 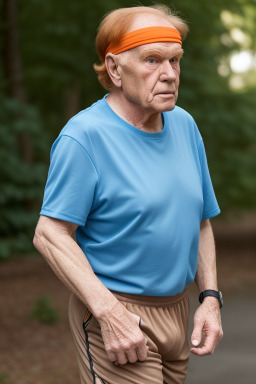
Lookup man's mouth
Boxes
[157,91,175,97]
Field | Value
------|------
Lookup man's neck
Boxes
[105,90,163,133]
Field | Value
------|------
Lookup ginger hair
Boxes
[93,4,189,90]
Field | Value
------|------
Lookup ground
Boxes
[0,214,255,384]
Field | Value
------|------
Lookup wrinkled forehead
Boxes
[137,41,183,54]
[125,41,183,58]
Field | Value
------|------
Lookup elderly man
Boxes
[33,4,223,384]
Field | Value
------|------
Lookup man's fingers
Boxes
[211,328,223,353]
[116,350,128,365]
[101,305,149,365]
[191,345,214,356]
[125,348,139,363]
[191,324,223,356]
[191,332,216,356]
[111,343,149,365]
[191,321,203,347]
[128,335,149,363]
[136,342,149,361]
[107,350,118,363]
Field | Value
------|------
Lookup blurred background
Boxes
[0,0,255,383]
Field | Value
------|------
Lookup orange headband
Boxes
[105,26,182,56]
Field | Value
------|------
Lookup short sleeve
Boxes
[199,139,221,220]
[40,135,98,226]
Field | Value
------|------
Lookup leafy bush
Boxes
[0,98,49,260]
[0,372,10,384]
[30,296,59,324]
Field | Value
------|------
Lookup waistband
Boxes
[110,287,188,308]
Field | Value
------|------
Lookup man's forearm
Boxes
[195,219,218,292]
[191,219,223,355]
[33,225,119,320]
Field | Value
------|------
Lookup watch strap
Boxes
[199,290,223,308]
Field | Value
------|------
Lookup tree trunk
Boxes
[65,79,81,121]
[2,0,33,164]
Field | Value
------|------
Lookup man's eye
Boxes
[170,57,178,64]
[147,58,156,64]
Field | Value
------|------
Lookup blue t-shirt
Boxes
[40,94,221,296]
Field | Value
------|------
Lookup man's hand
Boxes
[98,301,148,365]
[191,297,223,356]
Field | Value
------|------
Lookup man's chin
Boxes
[147,97,177,113]
[153,94,177,110]
[163,104,176,112]
[157,100,176,112]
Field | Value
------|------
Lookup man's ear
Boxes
[105,53,122,88]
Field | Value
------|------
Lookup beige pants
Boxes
[68,288,190,384]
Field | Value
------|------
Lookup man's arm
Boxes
[33,215,148,365]
[191,218,223,356]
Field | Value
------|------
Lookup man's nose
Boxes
[159,60,177,82]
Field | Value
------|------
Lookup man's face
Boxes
[117,41,183,113]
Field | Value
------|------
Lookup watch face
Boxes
[219,291,223,306]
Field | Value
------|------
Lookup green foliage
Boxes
[167,0,256,212]
[30,296,59,324]
[0,372,10,384]
[0,97,49,259]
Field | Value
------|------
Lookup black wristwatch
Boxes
[199,290,223,308]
